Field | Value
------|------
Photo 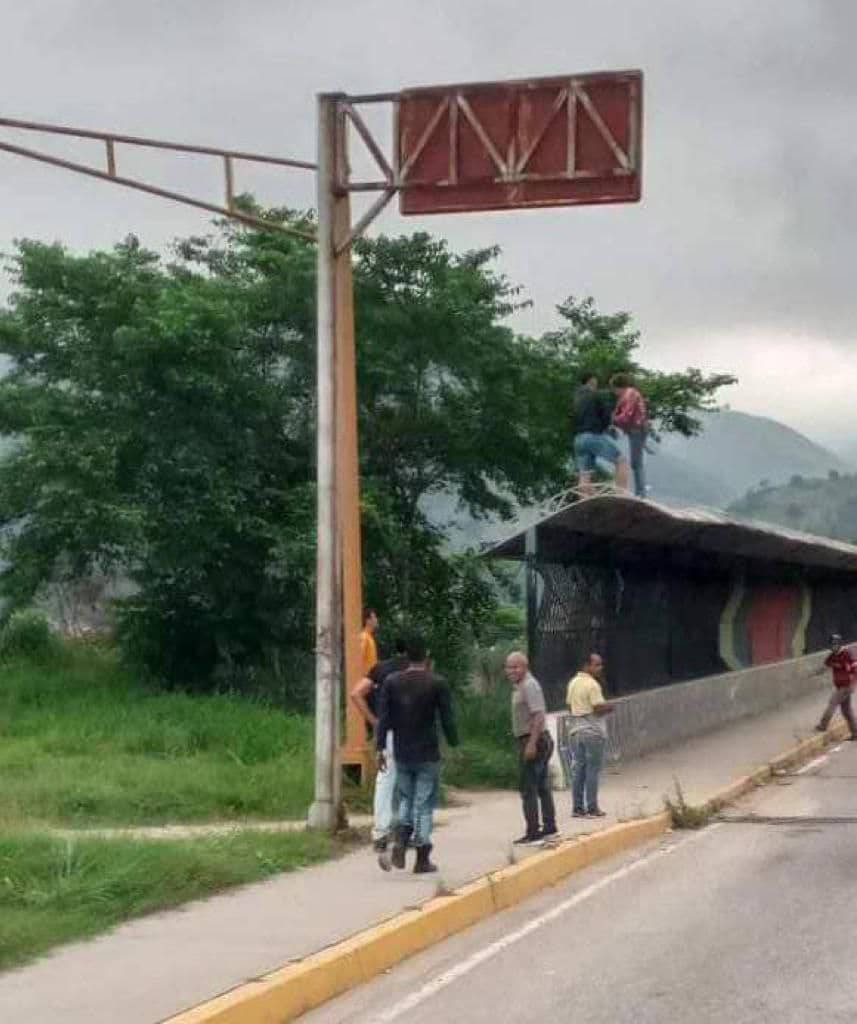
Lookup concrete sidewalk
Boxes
[0,689,835,1024]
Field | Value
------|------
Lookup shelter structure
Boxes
[487,493,857,710]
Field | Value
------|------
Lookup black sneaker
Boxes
[572,809,586,818]
[540,827,560,841]
[586,809,607,818]
[513,833,541,845]
[372,837,388,853]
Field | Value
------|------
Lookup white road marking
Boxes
[795,753,830,775]
[365,825,721,1024]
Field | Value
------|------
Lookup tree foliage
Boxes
[0,211,736,693]
[540,295,737,437]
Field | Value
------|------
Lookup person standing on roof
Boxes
[573,372,630,498]
[814,634,857,740]
[611,372,649,499]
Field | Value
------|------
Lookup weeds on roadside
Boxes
[0,828,339,970]
[664,780,711,830]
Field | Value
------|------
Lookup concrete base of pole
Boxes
[307,799,343,832]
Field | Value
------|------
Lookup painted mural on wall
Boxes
[719,579,811,670]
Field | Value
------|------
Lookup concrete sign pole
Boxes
[308,93,344,831]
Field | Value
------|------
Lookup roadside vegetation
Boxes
[0,628,345,969]
[0,828,336,970]
[0,639,316,828]
[0,619,517,968]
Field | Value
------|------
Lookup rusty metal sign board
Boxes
[397,70,642,215]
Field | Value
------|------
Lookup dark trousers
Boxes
[819,686,857,736]
[517,733,556,836]
[626,428,647,498]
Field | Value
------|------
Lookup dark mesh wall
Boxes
[531,557,857,712]
[807,581,857,652]
[532,560,729,708]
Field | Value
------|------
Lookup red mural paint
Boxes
[746,586,800,664]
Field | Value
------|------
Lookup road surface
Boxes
[306,739,857,1023]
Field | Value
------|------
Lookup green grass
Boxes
[444,693,518,790]
[0,646,317,826]
[0,645,516,827]
[0,645,518,968]
[0,828,336,970]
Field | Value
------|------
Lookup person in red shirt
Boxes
[610,373,649,498]
[814,634,857,739]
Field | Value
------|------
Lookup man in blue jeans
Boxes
[376,635,458,874]
[350,636,409,853]
[566,652,615,817]
[573,372,630,497]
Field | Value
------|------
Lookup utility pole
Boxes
[308,94,366,830]
[307,94,344,831]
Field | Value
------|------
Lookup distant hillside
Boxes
[728,471,857,542]
[643,449,734,508]
[652,410,851,506]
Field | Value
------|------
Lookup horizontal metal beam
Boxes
[343,167,633,192]
[0,137,317,242]
[339,90,399,105]
[0,116,316,170]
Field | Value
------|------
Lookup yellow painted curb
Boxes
[165,814,671,1024]
[165,723,849,1024]
[702,720,849,813]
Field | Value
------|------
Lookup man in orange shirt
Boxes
[360,608,379,676]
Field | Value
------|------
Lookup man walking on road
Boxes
[505,651,558,845]
[815,634,857,739]
[376,636,459,874]
[566,652,615,817]
[350,636,409,853]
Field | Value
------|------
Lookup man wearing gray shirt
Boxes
[505,651,558,844]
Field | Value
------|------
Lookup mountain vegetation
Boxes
[729,469,857,542]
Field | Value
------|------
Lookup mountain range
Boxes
[424,409,854,549]
[649,410,852,508]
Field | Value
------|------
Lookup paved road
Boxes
[1,694,832,1024]
[306,739,857,1024]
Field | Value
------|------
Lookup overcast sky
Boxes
[2,0,856,450]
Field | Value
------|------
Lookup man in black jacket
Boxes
[350,637,409,852]
[376,635,459,874]
[573,372,629,496]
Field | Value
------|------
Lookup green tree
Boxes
[351,233,567,631]
[177,223,565,678]
[0,217,736,692]
[0,219,559,688]
[541,296,737,437]
[0,229,317,688]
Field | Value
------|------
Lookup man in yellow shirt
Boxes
[566,652,614,818]
[360,608,379,676]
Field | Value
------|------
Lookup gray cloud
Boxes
[2,0,856,440]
